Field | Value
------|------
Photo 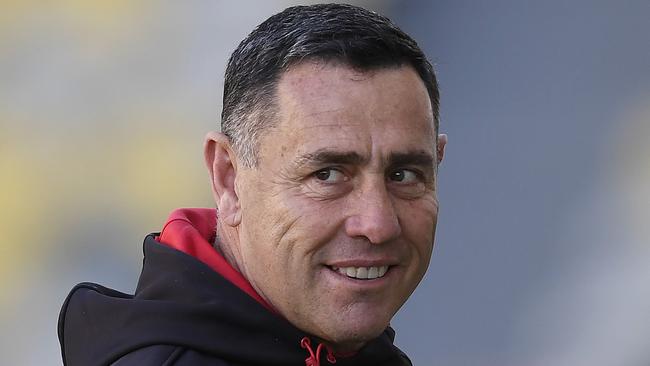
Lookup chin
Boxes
[323,317,390,350]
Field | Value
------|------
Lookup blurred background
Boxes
[1,0,648,365]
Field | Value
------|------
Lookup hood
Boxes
[155,208,274,312]
[58,208,411,365]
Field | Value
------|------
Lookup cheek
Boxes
[276,198,344,270]
[398,198,439,256]
[239,186,338,278]
[236,183,295,277]
[239,178,298,244]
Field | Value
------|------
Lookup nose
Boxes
[344,182,402,244]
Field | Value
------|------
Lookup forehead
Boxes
[266,62,435,161]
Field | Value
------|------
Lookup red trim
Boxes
[156,208,276,313]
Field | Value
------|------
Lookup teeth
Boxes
[367,267,378,279]
[378,266,388,277]
[332,265,389,280]
[346,267,356,277]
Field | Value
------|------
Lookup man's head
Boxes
[205,4,446,353]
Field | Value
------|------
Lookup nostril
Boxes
[344,213,401,244]
[363,214,401,241]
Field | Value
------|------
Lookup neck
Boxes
[213,223,243,275]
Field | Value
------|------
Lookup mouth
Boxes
[328,265,390,280]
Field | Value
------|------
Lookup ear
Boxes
[436,133,447,165]
[204,131,241,227]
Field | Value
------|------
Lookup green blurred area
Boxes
[0,2,215,357]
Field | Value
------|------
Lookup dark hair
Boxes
[221,3,439,166]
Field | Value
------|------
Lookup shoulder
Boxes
[110,345,232,366]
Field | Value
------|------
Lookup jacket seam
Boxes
[161,347,186,366]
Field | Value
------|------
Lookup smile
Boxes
[330,265,389,280]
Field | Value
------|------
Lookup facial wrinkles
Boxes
[238,185,314,312]
[280,124,436,247]
[234,64,440,348]
[258,145,342,259]
[255,122,341,219]
[283,135,432,257]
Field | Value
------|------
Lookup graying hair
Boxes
[220,4,439,168]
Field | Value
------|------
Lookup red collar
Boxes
[156,208,275,313]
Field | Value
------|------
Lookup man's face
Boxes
[234,62,443,351]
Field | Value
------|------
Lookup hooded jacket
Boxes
[58,208,412,365]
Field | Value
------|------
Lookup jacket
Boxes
[58,208,412,365]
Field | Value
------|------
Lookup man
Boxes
[58,4,447,365]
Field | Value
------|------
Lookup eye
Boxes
[313,168,347,183]
[388,169,420,183]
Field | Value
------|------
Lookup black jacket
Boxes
[58,235,412,365]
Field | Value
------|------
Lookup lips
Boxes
[330,265,389,280]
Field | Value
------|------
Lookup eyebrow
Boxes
[388,151,435,168]
[294,149,366,168]
[293,149,434,168]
